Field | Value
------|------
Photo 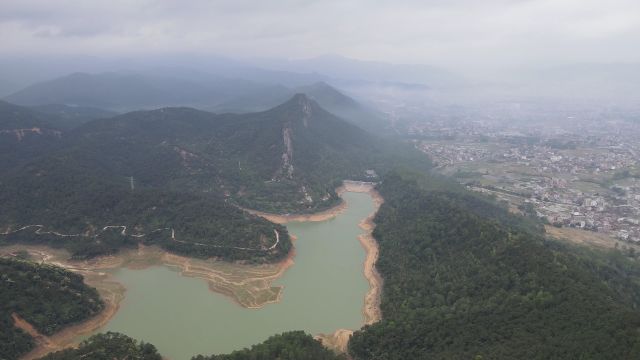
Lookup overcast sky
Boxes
[1,0,639,69]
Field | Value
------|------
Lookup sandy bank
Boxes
[10,266,124,360]
[243,194,347,225]
[316,182,384,355]
[248,181,383,326]
[4,180,384,358]
[341,181,384,325]
[316,328,354,354]
[1,243,294,359]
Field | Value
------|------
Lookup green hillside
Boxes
[211,94,428,212]
[30,104,117,130]
[215,82,390,135]
[0,101,117,171]
[192,331,345,360]
[296,82,390,134]
[348,170,640,359]
[4,72,226,111]
[0,100,63,171]
[39,332,162,360]
[3,72,304,112]
[0,258,104,360]
[0,95,427,260]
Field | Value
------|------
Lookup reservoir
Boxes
[93,191,375,360]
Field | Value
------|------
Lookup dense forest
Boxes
[0,95,427,261]
[29,103,117,130]
[7,170,640,360]
[35,331,343,360]
[348,170,640,359]
[11,90,640,359]
[0,258,104,360]
[192,331,345,360]
[0,100,64,171]
[0,184,291,262]
[39,332,162,360]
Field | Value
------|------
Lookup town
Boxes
[403,105,640,249]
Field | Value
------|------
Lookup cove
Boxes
[91,191,376,360]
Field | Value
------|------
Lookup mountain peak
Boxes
[309,81,331,88]
[278,93,317,113]
[285,93,315,125]
[290,92,311,103]
[295,82,358,109]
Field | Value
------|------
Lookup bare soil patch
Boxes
[545,225,637,250]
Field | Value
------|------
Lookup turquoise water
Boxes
[96,192,374,359]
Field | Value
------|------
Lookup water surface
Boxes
[96,191,374,359]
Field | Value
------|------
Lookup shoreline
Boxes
[11,264,125,360]
[3,244,295,359]
[356,188,384,325]
[314,181,384,354]
[247,181,384,325]
[243,185,349,224]
[4,180,384,358]
[340,181,384,325]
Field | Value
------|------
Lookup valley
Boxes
[2,40,640,359]
[1,185,382,360]
[0,94,427,262]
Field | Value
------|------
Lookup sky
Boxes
[1,0,639,69]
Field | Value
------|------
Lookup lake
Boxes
[94,191,375,359]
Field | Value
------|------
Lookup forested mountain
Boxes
[0,100,63,171]
[0,101,284,263]
[0,100,55,130]
[4,72,269,112]
[29,104,117,130]
[348,170,640,359]
[215,82,390,135]
[295,81,361,109]
[192,331,345,360]
[36,331,340,360]
[0,258,104,360]
[0,95,426,260]
[299,82,389,135]
[6,71,390,135]
[206,94,428,211]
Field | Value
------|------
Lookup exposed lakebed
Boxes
[89,191,377,359]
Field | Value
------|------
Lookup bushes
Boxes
[0,258,104,360]
[192,331,345,360]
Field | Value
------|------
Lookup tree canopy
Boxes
[0,258,104,360]
[348,170,640,359]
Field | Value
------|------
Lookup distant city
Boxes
[394,103,640,248]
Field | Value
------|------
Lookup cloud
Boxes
[0,0,638,68]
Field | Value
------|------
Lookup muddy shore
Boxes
[2,244,294,359]
[4,180,384,358]
[249,181,383,326]
[314,181,384,354]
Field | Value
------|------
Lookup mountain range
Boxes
[0,95,428,260]
[4,73,389,134]
[5,72,248,111]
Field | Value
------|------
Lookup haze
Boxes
[2,0,640,66]
[3,2,640,360]
[1,0,639,106]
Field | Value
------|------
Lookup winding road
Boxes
[1,224,280,252]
